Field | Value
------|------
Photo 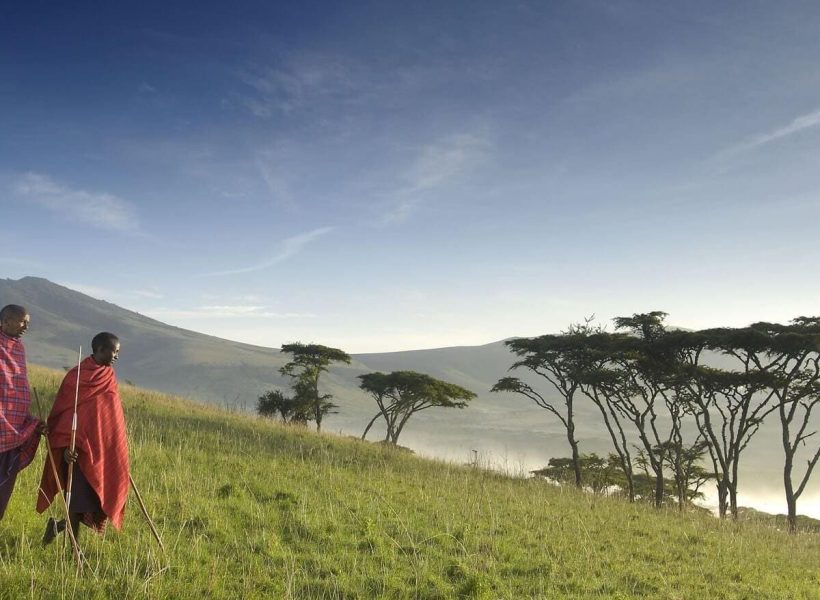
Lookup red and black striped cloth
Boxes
[37,356,130,531]
[0,330,39,469]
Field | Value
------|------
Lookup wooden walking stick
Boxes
[33,388,84,570]
[64,346,82,514]
[129,474,165,552]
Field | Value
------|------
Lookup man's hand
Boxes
[63,448,78,464]
[36,420,48,436]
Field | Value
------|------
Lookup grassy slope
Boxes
[0,367,818,600]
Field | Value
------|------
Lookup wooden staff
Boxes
[129,475,165,552]
[33,388,84,569]
[65,346,82,512]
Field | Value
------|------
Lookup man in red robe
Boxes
[0,304,44,520]
[38,332,130,542]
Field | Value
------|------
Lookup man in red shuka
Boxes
[38,332,130,543]
[0,304,45,520]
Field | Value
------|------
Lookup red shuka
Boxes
[37,356,130,530]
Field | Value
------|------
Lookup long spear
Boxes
[129,475,165,552]
[33,388,84,569]
[64,346,82,517]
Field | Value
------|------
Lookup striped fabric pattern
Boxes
[37,356,130,530]
[0,331,39,468]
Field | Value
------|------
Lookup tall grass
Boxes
[0,365,817,599]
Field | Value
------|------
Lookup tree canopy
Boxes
[359,371,475,445]
[279,342,351,431]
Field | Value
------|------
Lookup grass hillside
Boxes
[1,366,819,599]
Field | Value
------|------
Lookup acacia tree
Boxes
[279,343,351,431]
[359,371,475,445]
[670,327,778,519]
[257,387,312,425]
[605,311,687,508]
[531,453,621,495]
[576,360,637,501]
[747,317,820,532]
[492,320,605,488]
[656,438,714,509]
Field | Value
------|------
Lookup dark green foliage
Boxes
[532,453,621,494]
[257,389,312,425]
[359,371,476,445]
[493,318,610,489]
[503,311,819,528]
[279,342,351,431]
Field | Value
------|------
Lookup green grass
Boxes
[0,366,818,599]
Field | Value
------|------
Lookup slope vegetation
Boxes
[0,366,817,599]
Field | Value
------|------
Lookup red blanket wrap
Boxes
[0,331,39,468]
[37,356,130,530]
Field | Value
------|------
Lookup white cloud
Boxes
[60,282,167,303]
[205,226,334,276]
[254,151,297,209]
[409,133,490,190]
[147,305,316,319]
[133,289,164,300]
[60,282,119,300]
[723,107,820,155]
[237,56,360,117]
[382,133,491,223]
[13,172,139,233]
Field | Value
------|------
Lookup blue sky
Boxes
[2,1,819,352]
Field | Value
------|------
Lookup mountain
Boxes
[0,276,294,405]
[0,277,605,461]
[1,276,814,518]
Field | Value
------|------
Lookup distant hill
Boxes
[1,276,814,518]
[0,276,295,405]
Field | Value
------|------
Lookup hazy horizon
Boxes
[3,2,820,353]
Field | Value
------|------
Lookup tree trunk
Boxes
[314,377,322,432]
[361,413,381,440]
[654,469,664,508]
[717,478,728,519]
[784,447,797,533]
[567,420,582,488]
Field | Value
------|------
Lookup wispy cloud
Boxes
[60,282,119,300]
[382,133,491,223]
[205,226,334,276]
[133,289,164,300]
[236,55,361,117]
[60,282,165,303]
[147,305,316,319]
[721,107,820,156]
[255,150,297,210]
[13,172,140,233]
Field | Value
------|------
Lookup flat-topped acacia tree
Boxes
[745,317,820,532]
[492,320,607,489]
[359,371,475,445]
[279,343,351,431]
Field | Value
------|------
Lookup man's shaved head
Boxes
[0,304,30,338]
[0,304,27,321]
[91,332,120,367]
[91,332,120,353]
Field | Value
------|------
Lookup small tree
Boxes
[532,453,620,494]
[359,371,475,445]
[257,389,311,425]
[279,343,351,431]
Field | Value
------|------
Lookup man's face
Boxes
[1,312,30,338]
[97,341,121,366]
